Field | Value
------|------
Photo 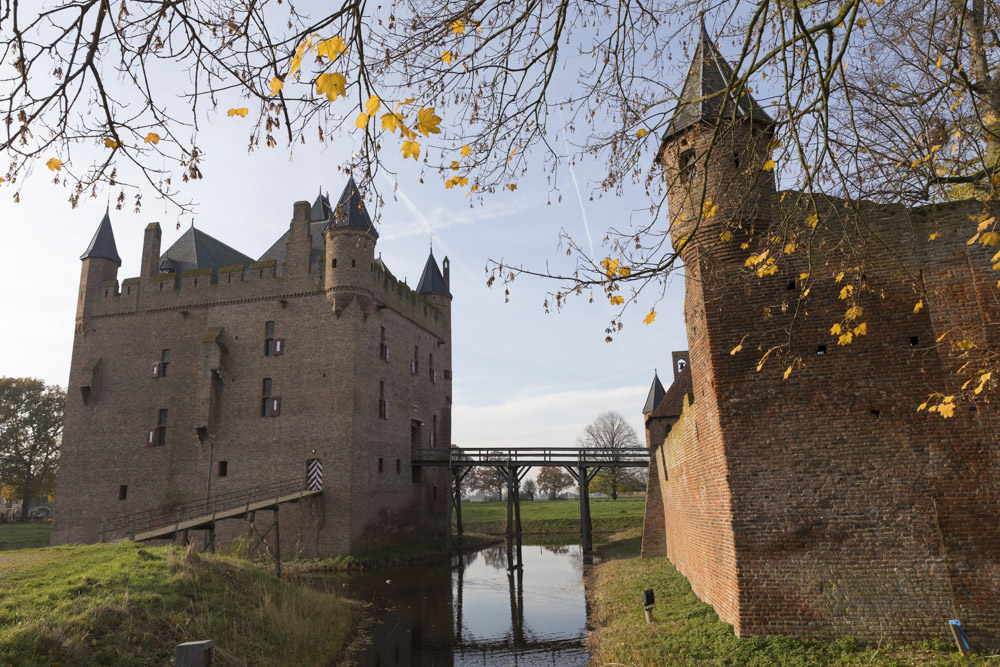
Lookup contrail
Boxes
[559,109,594,258]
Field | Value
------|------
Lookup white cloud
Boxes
[453,384,647,451]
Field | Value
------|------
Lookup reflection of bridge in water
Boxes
[414,446,649,553]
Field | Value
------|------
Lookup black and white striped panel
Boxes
[307,459,323,490]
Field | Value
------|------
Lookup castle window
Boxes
[396,459,401,474]
[119,485,128,501]
[680,150,697,182]
[378,381,387,419]
[412,465,422,483]
[433,485,438,500]
[148,409,167,446]
[218,461,228,477]
[444,369,452,381]
[332,258,337,268]
[910,336,919,347]
[816,345,827,356]
[159,349,171,377]
[431,415,437,448]
[264,321,284,356]
[262,379,281,417]
[412,346,419,375]
[378,457,384,473]
[380,327,389,362]
[352,259,356,267]
[429,353,436,383]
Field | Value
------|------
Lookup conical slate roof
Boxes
[642,371,667,414]
[330,176,378,238]
[310,189,333,222]
[80,210,122,265]
[158,226,253,274]
[416,251,451,297]
[661,19,773,144]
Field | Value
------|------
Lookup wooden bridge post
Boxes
[273,507,281,579]
[579,465,592,553]
[505,465,515,539]
[454,468,464,537]
[446,466,454,553]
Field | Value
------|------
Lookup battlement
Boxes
[374,262,448,337]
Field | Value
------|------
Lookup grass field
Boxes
[587,530,992,666]
[0,542,355,666]
[456,497,644,534]
[0,521,52,551]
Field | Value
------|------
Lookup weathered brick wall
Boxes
[53,203,453,557]
[640,445,666,558]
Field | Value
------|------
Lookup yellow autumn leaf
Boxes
[643,310,656,325]
[227,108,249,118]
[845,305,863,320]
[401,139,420,160]
[757,258,778,277]
[610,295,625,306]
[442,51,453,64]
[46,157,63,171]
[355,112,369,128]
[366,95,381,116]
[799,272,810,281]
[315,72,347,101]
[450,161,460,171]
[444,175,469,189]
[975,371,993,394]
[507,184,516,191]
[806,213,818,228]
[618,266,631,277]
[144,132,161,144]
[783,365,793,380]
[830,323,843,335]
[730,343,743,355]
[980,231,1000,246]
[784,241,795,254]
[956,339,976,350]
[929,231,940,240]
[451,19,465,34]
[834,271,845,283]
[415,107,443,136]
[316,36,347,62]
[838,332,854,346]
[103,138,120,148]
[935,54,943,68]
[269,77,284,96]
[461,144,471,157]
[720,230,733,242]
[914,299,924,314]
[855,16,868,28]
[702,200,717,218]
[740,242,750,250]
[381,112,403,134]
[636,128,648,138]
[839,285,853,300]
[853,322,867,336]
[762,158,775,171]
[917,401,928,411]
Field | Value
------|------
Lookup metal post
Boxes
[273,507,281,578]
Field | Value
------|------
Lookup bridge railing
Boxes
[446,446,650,467]
[100,476,308,542]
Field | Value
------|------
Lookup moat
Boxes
[307,541,591,666]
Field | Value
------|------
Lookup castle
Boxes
[640,26,1000,645]
[51,178,453,556]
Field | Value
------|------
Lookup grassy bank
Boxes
[0,542,354,666]
[284,533,498,574]
[0,521,52,551]
[457,497,644,535]
[587,531,991,666]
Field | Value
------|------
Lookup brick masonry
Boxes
[642,114,1000,646]
[51,199,452,557]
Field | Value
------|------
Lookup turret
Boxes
[642,371,667,416]
[656,19,776,260]
[140,222,161,278]
[415,249,452,315]
[324,178,378,306]
[77,210,121,319]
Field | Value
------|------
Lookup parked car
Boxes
[29,506,53,519]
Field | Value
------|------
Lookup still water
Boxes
[309,542,590,666]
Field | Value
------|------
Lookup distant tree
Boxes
[579,410,641,500]
[536,466,573,500]
[0,379,64,523]
[521,479,537,500]
[469,452,508,500]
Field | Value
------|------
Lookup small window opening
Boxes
[264,321,276,356]
[159,282,164,291]
[909,336,919,347]
[352,258,356,267]
[433,485,438,500]
[378,457,384,473]
[396,459,401,474]
[412,346,419,375]
[156,409,168,446]
[733,153,740,168]
[870,409,881,419]
[119,485,128,500]
[218,461,228,477]
[262,378,273,416]
[816,345,827,356]
[431,415,437,448]
[380,327,388,361]
[787,280,796,291]
[412,465,422,483]
[378,381,387,419]
[332,258,337,268]
[194,278,198,287]
[680,150,698,182]
[160,349,171,377]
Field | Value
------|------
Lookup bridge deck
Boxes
[414,446,650,468]
[122,489,321,543]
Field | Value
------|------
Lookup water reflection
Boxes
[309,540,589,666]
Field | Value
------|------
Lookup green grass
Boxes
[284,533,498,573]
[456,497,645,535]
[588,530,994,666]
[0,522,52,551]
[0,542,355,666]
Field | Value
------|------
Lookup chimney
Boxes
[283,201,313,277]
[141,223,162,277]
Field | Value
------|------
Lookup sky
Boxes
[0,12,697,452]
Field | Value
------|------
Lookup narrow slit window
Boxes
[218,461,228,477]
[378,457,384,473]
[156,409,168,446]
[119,485,128,500]
[160,349,171,377]
[378,381,387,419]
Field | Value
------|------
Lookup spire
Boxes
[660,19,773,144]
[416,249,451,298]
[330,176,379,238]
[80,209,122,265]
[642,370,667,414]
[310,188,333,222]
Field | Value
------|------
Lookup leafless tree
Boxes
[579,410,641,500]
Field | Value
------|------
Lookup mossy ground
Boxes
[0,542,354,666]
[587,530,995,666]
[457,497,644,535]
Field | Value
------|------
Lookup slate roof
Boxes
[310,189,333,222]
[330,177,379,238]
[649,363,693,420]
[158,226,254,274]
[416,251,451,297]
[642,371,667,414]
[660,18,773,144]
[80,210,122,265]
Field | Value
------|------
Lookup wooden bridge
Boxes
[414,446,650,553]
